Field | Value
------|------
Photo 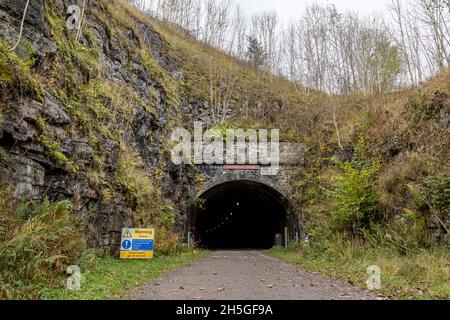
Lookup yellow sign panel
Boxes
[120,251,154,259]
[132,228,154,239]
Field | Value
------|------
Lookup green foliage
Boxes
[327,139,381,235]
[422,172,450,213]
[0,186,85,299]
[36,116,78,172]
[246,36,266,69]
[405,172,450,245]
[113,148,183,256]
[44,1,124,149]
[158,201,175,230]
[140,49,180,107]
[368,36,401,93]
[45,1,100,77]
[268,239,450,300]
[384,216,431,253]
[39,136,69,164]
[0,39,44,102]
[114,147,162,227]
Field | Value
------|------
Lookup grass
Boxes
[268,244,450,300]
[0,186,85,300]
[42,250,209,300]
[0,39,44,103]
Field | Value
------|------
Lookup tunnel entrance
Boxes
[191,180,295,249]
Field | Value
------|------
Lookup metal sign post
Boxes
[284,227,288,248]
[187,231,192,248]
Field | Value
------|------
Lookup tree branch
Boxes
[10,0,30,51]
[75,0,87,43]
[332,104,345,151]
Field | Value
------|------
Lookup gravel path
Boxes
[131,250,375,300]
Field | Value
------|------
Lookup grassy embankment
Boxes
[42,250,208,300]
[266,69,449,300]
[269,244,449,300]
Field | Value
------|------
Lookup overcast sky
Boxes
[236,0,392,22]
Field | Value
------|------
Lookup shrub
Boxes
[114,147,162,227]
[376,152,431,219]
[407,172,450,245]
[386,215,431,253]
[0,186,85,299]
[0,40,44,102]
[154,226,181,256]
[327,139,381,236]
[408,91,449,123]
[422,172,450,214]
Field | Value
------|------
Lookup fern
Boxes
[0,186,85,299]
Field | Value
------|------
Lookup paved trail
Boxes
[131,250,375,300]
[131,251,374,300]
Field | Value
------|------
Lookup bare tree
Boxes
[202,0,232,47]
[128,0,448,94]
[250,11,280,74]
[388,0,450,85]
[227,4,247,57]
[208,60,237,125]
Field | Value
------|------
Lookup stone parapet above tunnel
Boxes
[279,143,305,166]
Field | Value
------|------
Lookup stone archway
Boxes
[188,178,298,249]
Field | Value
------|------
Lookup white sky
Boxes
[236,0,392,22]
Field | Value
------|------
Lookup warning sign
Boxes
[123,229,132,238]
[120,228,155,259]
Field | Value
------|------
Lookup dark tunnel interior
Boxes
[193,180,290,249]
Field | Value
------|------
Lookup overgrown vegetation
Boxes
[0,186,85,299]
[326,140,381,236]
[407,172,450,245]
[287,73,449,298]
[269,241,450,300]
[0,39,44,102]
[1,1,197,299]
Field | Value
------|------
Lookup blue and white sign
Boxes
[121,240,132,250]
[120,228,155,259]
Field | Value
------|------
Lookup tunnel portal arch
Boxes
[188,178,299,249]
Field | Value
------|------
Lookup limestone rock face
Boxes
[0,0,196,250]
[2,0,49,35]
